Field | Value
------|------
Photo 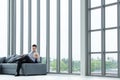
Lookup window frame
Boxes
[88,0,120,77]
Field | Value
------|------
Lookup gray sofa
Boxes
[0,63,47,75]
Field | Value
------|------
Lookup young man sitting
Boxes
[15,44,40,76]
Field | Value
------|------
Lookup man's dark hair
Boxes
[32,44,37,47]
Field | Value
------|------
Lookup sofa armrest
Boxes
[38,57,42,63]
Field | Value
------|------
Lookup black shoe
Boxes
[15,74,20,76]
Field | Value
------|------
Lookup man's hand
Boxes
[33,52,40,59]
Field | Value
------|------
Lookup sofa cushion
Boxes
[22,63,47,75]
[1,63,47,75]
[0,57,6,63]
[1,63,17,69]
[7,57,16,63]
[7,55,20,63]
[5,54,16,63]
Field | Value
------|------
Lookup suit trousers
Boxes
[16,55,34,74]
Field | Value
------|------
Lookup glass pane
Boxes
[105,5,117,28]
[91,31,101,52]
[72,0,80,73]
[0,0,7,57]
[91,54,101,75]
[105,0,117,4]
[91,0,101,8]
[23,0,28,54]
[60,0,68,73]
[40,0,46,63]
[16,0,20,55]
[105,29,117,51]
[50,0,57,72]
[91,9,101,30]
[31,0,37,45]
[106,53,118,76]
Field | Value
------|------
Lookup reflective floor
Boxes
[0,74,119,80]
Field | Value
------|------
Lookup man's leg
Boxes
[16,61,22,76]
[24,55,34,63]
[15,55,34,76]
[15,56,26,76]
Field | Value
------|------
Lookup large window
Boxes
[0,0,8,57]
[60,0,69,73]
[23,0,29,54]
[91,0,101,8]
[91,54,101,75]
[89,0,119,77]
[16,0,20,54]
[72,0,80,73]
[105,5,117,28]
[105,0,117,4]
[31,0,37,45]
[7,0,81,75]
[91,9,101,30]
[105,53,118,76]
[40,0,46,63]
[105,29,117,52]
[91,31,101,52]
[50,0,57,72]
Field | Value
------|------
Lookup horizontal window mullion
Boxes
[89,2,118,10]
[105,51,118,53]
[89,27,118,32]
[90,52,102,54]
[89,6,102,10]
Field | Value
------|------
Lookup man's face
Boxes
[32,47,37,52]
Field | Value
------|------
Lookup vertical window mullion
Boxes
[101,0,105,76]
[10,0,13,55]
[118,0,120,77]
[11,0,16,54]
[28,0,31,52]
[57,0,60,73]
[20,0,24,54]
[8,0,10,56]
[46,0,50,72]
[68,0,72,74]
[88,0,91,76]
